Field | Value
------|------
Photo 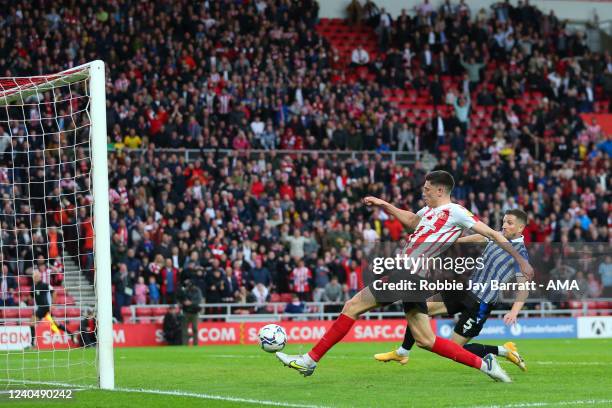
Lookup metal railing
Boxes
[109,147,422,165]
[114,299,612,323]
[1,299,610,324]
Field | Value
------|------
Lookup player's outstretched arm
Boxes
[362,196,420,231]
[470,221,535,280]
[456,234,488,244]
[503,275,529,326]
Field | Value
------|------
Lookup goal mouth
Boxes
[0,60,113,389]
[0,67,90,107]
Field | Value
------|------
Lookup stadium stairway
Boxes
[62,258,96,306]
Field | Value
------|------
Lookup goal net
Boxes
[0,61,114,389]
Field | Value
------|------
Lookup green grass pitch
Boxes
[1,339,611,407]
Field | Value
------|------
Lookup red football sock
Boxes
[308,314,355,362]
[431,336,482,369]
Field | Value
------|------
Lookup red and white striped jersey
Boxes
[348,266,363,291]
[218,94,231,114]
[40,267,52,285]
[403,203,479,260]
[290,266,312,293]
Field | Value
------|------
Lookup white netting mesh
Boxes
[0,67,98,387]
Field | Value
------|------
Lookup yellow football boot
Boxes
[503,342,526,371]
[374,350,409,365]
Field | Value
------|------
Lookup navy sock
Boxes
[401,325,416,350]
[463,343,499,357]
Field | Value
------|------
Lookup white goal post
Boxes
[0,60,114,389]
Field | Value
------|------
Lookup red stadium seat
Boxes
[3,309,21,319]
[14,293,29,304]
[153,307,168,316]
[55,295,76,306]
[20,309,33,319]
[280,293,294,303]
[121,306,133,318]
[135,307,152,316]
[66,308,82,318]
[269,293,281,303]
[54,287,66,297]
[569,301,583,309]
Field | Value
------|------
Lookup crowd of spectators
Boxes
[0,0,610,319]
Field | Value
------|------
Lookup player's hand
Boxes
[362,196,386,207]
[519,260,535,281]
[503,311,519,326]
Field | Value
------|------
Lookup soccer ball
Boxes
[258,324,287,352]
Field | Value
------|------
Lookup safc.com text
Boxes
[372,254,485,275]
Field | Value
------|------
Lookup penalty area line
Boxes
[0,380,330,408]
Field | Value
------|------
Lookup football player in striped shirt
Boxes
[276,171,534,382]
[374,209,530,371]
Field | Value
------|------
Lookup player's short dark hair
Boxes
[505,209,528,225]
[425,170,455,193]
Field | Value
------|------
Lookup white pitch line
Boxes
[529,361,611,366]
[3,380,611,408]
[0,380,330,408]
[467,399,612,408]
[0,379,98,390]
[115,387,330,408]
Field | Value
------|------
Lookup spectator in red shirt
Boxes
[232,130,250,150]
[250,175,264,198]
[384,216,404,241]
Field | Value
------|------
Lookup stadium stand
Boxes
[0,0,610,324]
